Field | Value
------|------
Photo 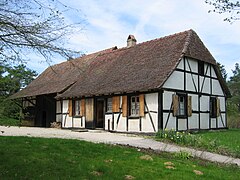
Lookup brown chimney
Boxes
[127,35,137,47]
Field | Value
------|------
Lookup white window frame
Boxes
[74,100,81,116]
[106,98,112,112]
[130,96,140,116]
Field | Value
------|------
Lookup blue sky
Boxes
[29,0,240,77]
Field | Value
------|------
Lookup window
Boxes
[178,95,186,116]
[130,96,140,116]
[74,100,81,116]
[210,97,220,118]
[198,61,205,76]
[106,98,112,112]
[172,94,191,118]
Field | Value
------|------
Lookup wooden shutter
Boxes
[187,96,192,117]
[139,94,145,117]
[122,96,127,117]
[80,99,85,116]
[216,97,220,117]
[68,99,72,117]
[112,96,120,112]
[172,94,178,117]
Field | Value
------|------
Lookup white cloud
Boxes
[27,0,240,77]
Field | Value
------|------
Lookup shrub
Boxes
[156,129,220,151]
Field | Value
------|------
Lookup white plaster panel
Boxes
[163,91,173,110]
[56,101,61,113]
[163,71,184,90]
[200,96,209,111]
[73,117,81,128]
[105,114,112,131]
[218,114,226,128]
[177,59,184,69]
[202,78,210,94]
[191,94,198,111]
[128,119,139,132]
[189,114,199,129]
[116,116,126,131]
[142,113,157,132]
[212,79,224,95]
[186,58,198,73]
[145,93,158,112]
[113,114,119,130]
[186,73,198,92]
[62,115,72,128]
[211,66,217,78]
[163,113,176,130]
[56,114,62,123]
[205,64,210,76]
[200,113,209,129]
[219,97,226,111]
[178,118,187,131]
[211,118,217,129]
[62,100,69,113]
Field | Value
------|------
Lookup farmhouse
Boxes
[11,29,230,132]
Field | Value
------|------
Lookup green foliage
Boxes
[228,63,240,111]
[0,63,37,119]
[217,62,227,82]
[156,129,220,151]
[0,117,20,126]
[0,136,240,179]
[174,151,193,159]
[156,129,240,158]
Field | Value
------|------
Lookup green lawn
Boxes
[194,129,240,157]
[156,128,240,158]
[0,136,239,179]
[0,117,20,126]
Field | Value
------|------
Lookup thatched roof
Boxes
[11,29,230,99]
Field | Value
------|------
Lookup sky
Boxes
[29,0,240,77]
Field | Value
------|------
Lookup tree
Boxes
[228,63,240,112]
[205,0,240,22]
[0,63,37,118]
[0,0,84,64]
[217,62,227,82]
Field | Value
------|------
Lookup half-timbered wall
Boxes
[162,57,227,131]
[60,99,86,128]
[105,93,158,133]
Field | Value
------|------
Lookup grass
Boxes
[0,117,20,126]
[156,129,240,158]
[194,129,240,157]
[0,136,239,179]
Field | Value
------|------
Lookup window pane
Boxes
[131,97,135,103]
[75,100,80,116]
[210,97,217,118]
[136,96,139,102]
[130,96,140,116]
[107,98,112,112]
[178,95,186,116]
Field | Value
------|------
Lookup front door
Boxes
[96,99,104,128]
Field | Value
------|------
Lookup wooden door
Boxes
[96,100,104,128]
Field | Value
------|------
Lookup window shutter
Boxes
[80,99,85,116]
[122,96,127,117]
[187,96,192,117]
[139,94,145,117]
[216,97,220,117]
[68,99,72,117]
[112,96,120,112]
[172,94,178,117]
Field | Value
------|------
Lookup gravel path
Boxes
[1,126,240,167]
